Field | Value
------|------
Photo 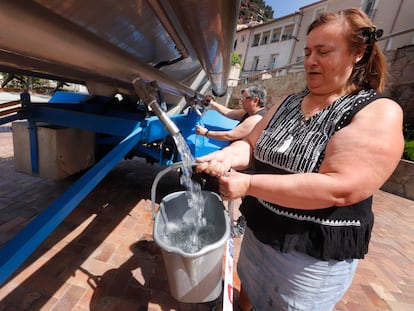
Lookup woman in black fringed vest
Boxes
[196,8,404,311]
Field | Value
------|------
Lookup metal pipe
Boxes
[166,0,241,97]
[0,108,20,117]
[132,78,180,136]
[0,100,20,109]
[0,0,240,101]
[147,0,189,59]
[380,27,414,41]
[0,1,205,100]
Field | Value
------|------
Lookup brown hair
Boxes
[307,8,386,93]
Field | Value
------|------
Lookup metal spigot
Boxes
[132,77,180,136]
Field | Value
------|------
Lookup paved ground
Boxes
[0,130,413,311]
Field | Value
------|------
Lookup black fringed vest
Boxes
[240,88,382,261]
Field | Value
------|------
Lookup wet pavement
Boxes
[0,130,413,310]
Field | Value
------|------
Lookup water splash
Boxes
[163,132,207,253]
[173,134,204,220]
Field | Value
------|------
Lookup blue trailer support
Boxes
[0,124,144,285]
[28,119,39,174]
[0,91,238,286]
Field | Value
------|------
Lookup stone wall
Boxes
[382,160,414,201]
[384,45,414,127]
[225,71,306,108]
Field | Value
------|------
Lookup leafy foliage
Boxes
[403,123,414,161]
[239,0,274,23]
[231,52,242,66]
[403,140,414,161]
[403,123,414,141]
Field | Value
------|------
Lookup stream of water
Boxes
[158,133,220,253]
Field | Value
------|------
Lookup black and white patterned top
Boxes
[240,88,383,260]
[255,88,379,173]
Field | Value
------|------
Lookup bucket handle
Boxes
[151,161,203,219]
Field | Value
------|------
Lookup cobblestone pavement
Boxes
[0,131,413,310]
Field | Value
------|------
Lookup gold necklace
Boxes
[302,107,322,120]
[302,92,347,120]
[301,97,328,120]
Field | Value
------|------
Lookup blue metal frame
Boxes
[0,125,143,285]
[0,91,237,286]
[27,119,39,174]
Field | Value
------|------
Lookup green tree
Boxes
[231,52,242,66]
[239,0,274,23]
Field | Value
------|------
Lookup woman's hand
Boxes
[195,152,250,199]
[202,95,214,106]
[195,125,208,136]
[195,151,232,177]
[218,170,251,200]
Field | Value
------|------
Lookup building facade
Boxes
[234,12,302,79]
[236,0,414,81]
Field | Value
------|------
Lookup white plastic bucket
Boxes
[152,166,229,303]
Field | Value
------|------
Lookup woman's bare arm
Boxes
[222,98,404,209]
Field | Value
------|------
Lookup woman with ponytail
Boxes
[197,8,404,310]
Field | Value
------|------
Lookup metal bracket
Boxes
[132,78,180,136]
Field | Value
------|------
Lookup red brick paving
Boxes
[0,131,413,310]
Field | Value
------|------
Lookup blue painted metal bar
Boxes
[0,113,21,125]
[27,105,192,143]
[29,105,142,137]
[27,119,39,174]
[0,124,143,286]
[0,91,239,286]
